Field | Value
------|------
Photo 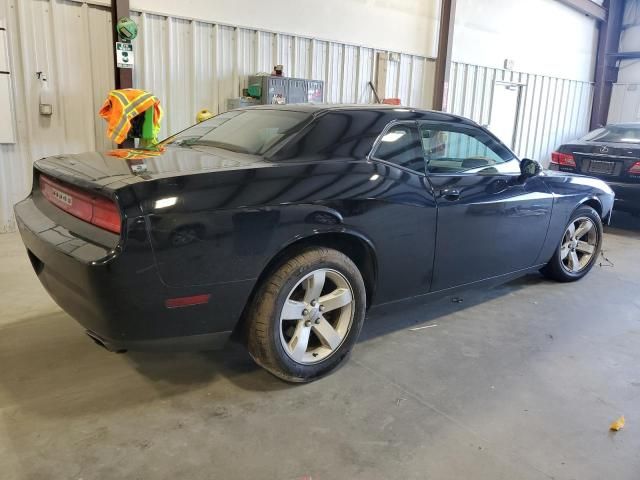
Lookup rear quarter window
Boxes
[271,111,396,161]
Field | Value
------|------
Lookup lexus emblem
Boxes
[600,146,609,153]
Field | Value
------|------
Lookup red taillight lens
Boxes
[91,196,122,233]
[629,162,640,175]
[39,175,121,234]
[551,151,576,167]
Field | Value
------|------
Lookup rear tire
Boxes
[541,205,602,282]
[246,247,366,383]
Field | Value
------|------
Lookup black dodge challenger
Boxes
[15,105,614,382]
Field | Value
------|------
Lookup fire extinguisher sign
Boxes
[116,42,134,69]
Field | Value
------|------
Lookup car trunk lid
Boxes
[30,146,273,241]
[35,145,272,184]
[563,142,640,182]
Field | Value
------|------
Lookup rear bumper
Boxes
[85,329,232,353]
[607,181,640,213]
[14,195,254,351]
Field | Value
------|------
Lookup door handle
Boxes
[440,188,461,201]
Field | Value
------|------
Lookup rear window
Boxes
[582,125,640,144]
[164,110,310,155]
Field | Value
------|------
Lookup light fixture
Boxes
[154,197,178,209]
[369,174,380,181]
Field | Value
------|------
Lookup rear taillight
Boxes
[629,162,640,175]
[551,151,576,167]
[39,175,121,234]
[91,196,122,233]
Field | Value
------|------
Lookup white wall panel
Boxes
[236,29,254,91]
[453,0,598,82]
[447,63,593,165]
[130,12,436,135]
[620,0,640,61]
[129,0,441,58]
[608,0,640,123]
[294,37,312,80]
[447,62,594,166]
[326,43,344,104]
[609,84,640,124]
[341,45,358,104]
[256,31,274,74]
[356,48,375,104]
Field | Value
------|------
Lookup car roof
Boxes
[239,103,476,125]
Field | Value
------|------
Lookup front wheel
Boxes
[541,205,603,282]
[246,247,366,382]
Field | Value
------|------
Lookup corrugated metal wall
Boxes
[130,10,436,140]
[0,0,435,232]
[0,0,114,233]
[609,83,640,123]
[447,62,594,165]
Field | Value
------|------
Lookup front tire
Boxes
[247,247,366,383]
[541,205,602,282]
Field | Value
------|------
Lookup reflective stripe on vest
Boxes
[111,92,154,142]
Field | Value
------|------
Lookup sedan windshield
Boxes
[164,109,310,155]
[582,125,640,144]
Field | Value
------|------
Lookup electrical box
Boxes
[247,76,324,105]
[307,80,324,103]
[288,78,307,104]
[248,76,288,105]
[0,23,16,144]
[226,97,261,111]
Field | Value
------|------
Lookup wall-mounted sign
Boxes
[116,42,134,69]
[116,17,138,41]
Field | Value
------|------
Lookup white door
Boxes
[487,82,521,149]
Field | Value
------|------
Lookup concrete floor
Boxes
[1,214,640,480]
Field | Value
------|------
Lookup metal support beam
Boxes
[608,51,640,59]
[555,0,607,22]
[433,0,456,111]
[111,0,132,90]
[590,0,624,129]
[111,0,133,148]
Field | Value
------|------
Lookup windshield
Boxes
[582,125,640,144]
[163,109,310,155]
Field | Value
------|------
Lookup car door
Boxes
[367,121,438,301]
[420,121,554,291]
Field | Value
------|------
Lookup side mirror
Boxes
[520,158,542,180]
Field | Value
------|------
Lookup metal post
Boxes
[590,0,624,130]
[433,0,456,111]
[111,0,134,148]
[111,0,132,90]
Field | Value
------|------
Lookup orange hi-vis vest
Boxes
[107,147,165,160]
[99,89,163,144]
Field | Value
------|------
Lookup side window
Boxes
[421,124,519,174]
[372,124,425,174]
